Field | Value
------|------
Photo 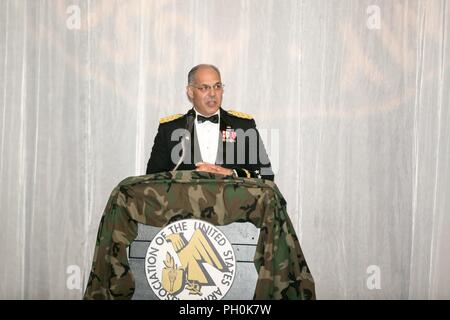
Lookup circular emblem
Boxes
[145,219,236,300]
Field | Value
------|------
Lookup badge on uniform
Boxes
[222,127,237,143]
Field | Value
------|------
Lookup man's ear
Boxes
[186,86,194,102]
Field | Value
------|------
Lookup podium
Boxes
[83,170,315,300]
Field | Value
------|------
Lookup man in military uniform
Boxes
[146,64,274,181]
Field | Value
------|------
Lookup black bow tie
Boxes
[197,114,219,124]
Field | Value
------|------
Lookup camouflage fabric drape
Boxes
[83,171,315,300]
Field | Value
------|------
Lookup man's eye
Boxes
[200,86,209,91]
[214,84,222,90]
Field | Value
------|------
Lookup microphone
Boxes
[185,108,195,140]
[172,108,195,171]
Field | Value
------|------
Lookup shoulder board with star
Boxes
[159,113,184,124]
[227,109,253,120]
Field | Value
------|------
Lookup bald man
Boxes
[146,64,274,181]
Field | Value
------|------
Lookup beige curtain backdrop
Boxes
[1,0,449,299]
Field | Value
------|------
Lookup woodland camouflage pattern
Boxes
[83,170,315,300]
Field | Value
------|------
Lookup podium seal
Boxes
[145,219,236,300]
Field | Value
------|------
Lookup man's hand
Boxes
[195,162,233,176]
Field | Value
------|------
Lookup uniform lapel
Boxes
[189,109,203,165]
[216,108,234,165]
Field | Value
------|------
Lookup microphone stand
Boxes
[172,108,195,171]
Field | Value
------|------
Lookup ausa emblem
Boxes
[145,219,236,300]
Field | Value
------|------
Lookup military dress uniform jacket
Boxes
[146,108,275,181]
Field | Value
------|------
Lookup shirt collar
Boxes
[193,108,220,124]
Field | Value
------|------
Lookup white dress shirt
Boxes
[194,109,220,164]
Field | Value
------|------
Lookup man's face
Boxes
[187,67,223,116]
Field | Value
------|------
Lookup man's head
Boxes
[186,64,223,116]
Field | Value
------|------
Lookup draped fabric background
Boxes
[1,0,449,299]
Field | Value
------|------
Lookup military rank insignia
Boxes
[222,127,237,143]
[144,219,236,300]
